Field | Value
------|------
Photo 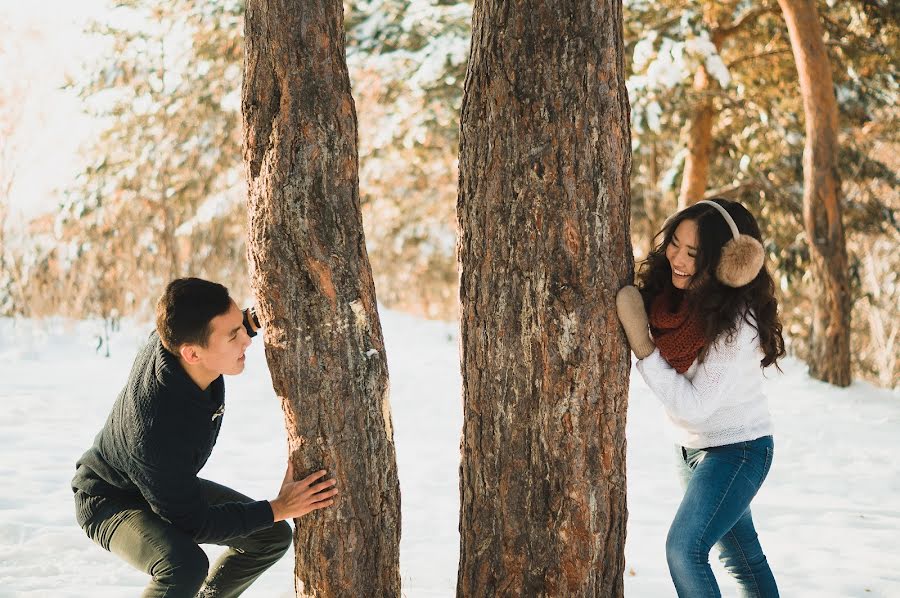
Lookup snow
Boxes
[0,312,898,597]
[627,32,731,99]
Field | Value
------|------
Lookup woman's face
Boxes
[665,219,698,290]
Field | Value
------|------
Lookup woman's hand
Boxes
[615,286,656,360]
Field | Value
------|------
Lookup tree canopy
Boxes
[4,0,897,385]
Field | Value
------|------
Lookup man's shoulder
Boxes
[122,333,184,427]
[128,330,184,394]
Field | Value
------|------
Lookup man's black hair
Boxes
[155,278,232,354]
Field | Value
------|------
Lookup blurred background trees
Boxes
[1,0,896,387]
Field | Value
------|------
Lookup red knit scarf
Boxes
[649,289,706,373]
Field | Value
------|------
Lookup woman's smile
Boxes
[666,219,699,289]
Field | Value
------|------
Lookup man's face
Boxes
[191,301,252,377]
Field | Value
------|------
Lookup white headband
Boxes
[694,200,741,239]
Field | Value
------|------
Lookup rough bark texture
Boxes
[778,0,852,386]
[457,1,633,596]
[242,1,401,596]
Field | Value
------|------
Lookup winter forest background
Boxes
[0,0,897,388]
[1,0,897,389]
[0,1,898,596]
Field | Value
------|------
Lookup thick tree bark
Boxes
[778,0,852,386]
[242,1,401,596]
[457,1,632,596]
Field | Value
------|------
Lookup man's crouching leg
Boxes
[198,479,293,598]
[83,503,210,598]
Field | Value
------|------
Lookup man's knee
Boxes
[271,520,293,555]
[246,520,293,556]
[152,543,209,592]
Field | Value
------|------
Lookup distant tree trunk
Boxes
[641,140,667,251]
[778,0,852,386]
[160,191,180,281]
[678,13,726,210]
[242,1,401,596]
[457,1,633,596]
[678,64,716,208]
[157,41,180,283]
[677,7,769,209]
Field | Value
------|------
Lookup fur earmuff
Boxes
[717,234,765,287]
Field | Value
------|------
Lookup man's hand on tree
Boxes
[269,461,338,522]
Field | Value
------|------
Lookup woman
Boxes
[616,198,785,597]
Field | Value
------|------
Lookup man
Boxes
[71,277,338,597]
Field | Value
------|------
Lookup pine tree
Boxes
[243,0,401,595]
[456,0,633,594]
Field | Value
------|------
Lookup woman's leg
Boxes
[666,437,777,598]
[667,445,721,598]
[716,508,779,597]
[715,436,778,597]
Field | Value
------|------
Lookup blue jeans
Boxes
[667,436,779,598]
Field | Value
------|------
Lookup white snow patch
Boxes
[0,313,897,596]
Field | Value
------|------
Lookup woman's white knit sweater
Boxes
[636,313,774,449]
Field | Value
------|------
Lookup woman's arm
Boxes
[636,325,751,423]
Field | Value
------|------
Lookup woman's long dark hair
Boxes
[636,198,786,368]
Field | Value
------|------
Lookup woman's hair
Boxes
[636,198,786,368]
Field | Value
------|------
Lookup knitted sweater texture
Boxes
[71,331,273,543]
[636,313,774,449]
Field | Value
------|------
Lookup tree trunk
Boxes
[242,1,401,596]
[677,5,768,209]
[778,0,852,386]
[457,1,633,596]
[678,21,728,210]
[677,65,715,208]
[160,188,180,282]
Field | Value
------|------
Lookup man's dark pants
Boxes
[79,479,292,598]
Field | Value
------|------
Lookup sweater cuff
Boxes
[636,347,662,366]
[246,499,276,529]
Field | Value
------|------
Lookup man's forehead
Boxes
[209,301,243,336]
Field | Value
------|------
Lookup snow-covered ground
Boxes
[0,311,897,597]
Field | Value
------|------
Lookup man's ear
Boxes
[179,344,202,364]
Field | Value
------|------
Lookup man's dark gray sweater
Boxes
[71,331,274,543]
